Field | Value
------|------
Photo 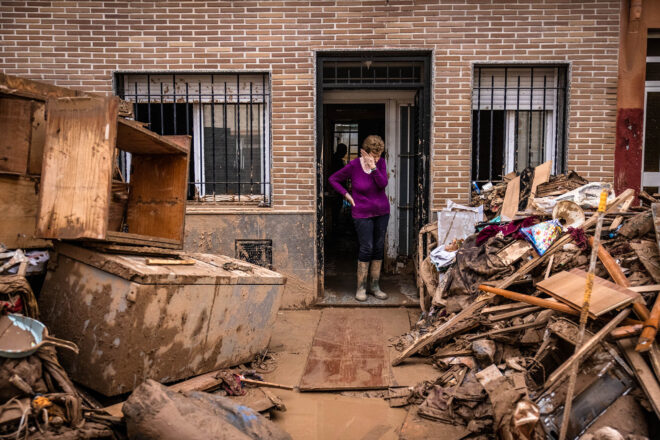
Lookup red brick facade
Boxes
[0,0,620,210]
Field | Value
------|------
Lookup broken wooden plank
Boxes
[483,302,535,314]
[37,96,117,240]
[590,236,651,322]
[609,194,634,231]
[526,160,552,209]
[617,338,660,419]
[630,285,660,293]
[300,309,390,390]
[543,308,630,391]
[466,320,548,341]
[501,175,520,220]
[145,258,196,266]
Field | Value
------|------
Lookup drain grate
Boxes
[235,239,273,269]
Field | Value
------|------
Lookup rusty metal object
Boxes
[478,285,580,316]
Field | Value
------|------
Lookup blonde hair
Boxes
[362,135,385,155]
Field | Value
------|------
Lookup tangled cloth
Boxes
[476,216,539,246]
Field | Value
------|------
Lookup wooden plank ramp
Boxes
[299,308,390,391]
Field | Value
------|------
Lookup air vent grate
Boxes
[235,239,273,269]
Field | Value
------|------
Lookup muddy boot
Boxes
[356,261,369,302]
[369,260,388,300]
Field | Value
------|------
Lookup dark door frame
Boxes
[315,51,432,298]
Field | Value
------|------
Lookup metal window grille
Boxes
[333,123,359,161]
[471,66,568,184]
[116,73,271,203]
[321,60,425,87]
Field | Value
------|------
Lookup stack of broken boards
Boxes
[393,190,660,439]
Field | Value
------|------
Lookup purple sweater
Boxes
[329,157,390,219]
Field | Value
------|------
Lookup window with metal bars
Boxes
[471,65,568,184]
[116,73,271,204]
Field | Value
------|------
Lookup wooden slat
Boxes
[526,160,552,209]
[0,97,32,174]
[617,338,660,419]
[116,119,189,155]
[105,231,181,249]
[37,96,117,240]
[299,309,389,390]
[0,175,50,249]
[501,175,520,220]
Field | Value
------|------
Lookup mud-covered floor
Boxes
[259,307,653,440]
[261,308,438,439]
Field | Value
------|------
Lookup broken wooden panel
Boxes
[0,175,50,249]
[501,175,520,220]
[299,308,390,391]
[117,119,188,155]
[0,97,32,174]
[126,135,190,243]
[37,96,117,240]
[536,268,640,317]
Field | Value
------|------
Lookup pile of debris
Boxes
[0,73,289,438]
[402,162,660,439]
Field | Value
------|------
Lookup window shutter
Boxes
[472,67,559,111]
[122,74,269,104]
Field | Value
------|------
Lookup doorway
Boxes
[315,52,432,305]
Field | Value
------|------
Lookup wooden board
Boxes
[500,175,520,220]
[630,240,660,283]
[526,160,552,209]
[0,175,50,249]
[125,135,189,243]
[117,119,189,155]
[536,268,639,317]
[617,338,660,419]
[0,97,32,174]
[299,309,390,391]
[37,96,117,240]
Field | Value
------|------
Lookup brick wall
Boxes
[0,0,621,211]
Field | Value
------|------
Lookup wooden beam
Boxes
[618,338,660,419]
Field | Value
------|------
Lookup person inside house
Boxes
[329,135,389,301]
[329,143,349,231]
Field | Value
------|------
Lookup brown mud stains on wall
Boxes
[615,108,644,194]
[184,212,317,309]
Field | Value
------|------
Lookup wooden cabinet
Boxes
[36,95,190,249]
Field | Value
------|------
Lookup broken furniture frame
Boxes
[36,95,190,249]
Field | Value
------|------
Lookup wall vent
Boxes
[235,239,273,269]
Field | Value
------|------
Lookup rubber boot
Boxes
[369,260,388,300]
[355,261,369,302]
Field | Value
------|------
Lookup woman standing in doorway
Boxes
[329,135,389,302]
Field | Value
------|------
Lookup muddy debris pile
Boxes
[402,164,660,439]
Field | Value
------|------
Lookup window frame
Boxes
[114,71,273,206]
[470,64,569,184]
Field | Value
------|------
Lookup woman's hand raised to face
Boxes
[361,149,377,170]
